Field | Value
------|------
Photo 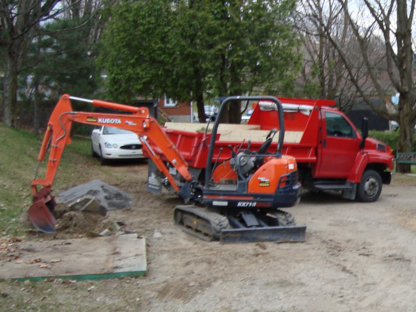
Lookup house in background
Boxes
[134,99,158,119]
[157,97,193,123]
[345,97,393,131]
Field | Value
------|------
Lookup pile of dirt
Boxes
[55,210,107,234]
[46,180,134,237]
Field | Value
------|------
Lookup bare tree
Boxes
[297,0,386,112]
[0,0,60,127]
[320,0,415,172]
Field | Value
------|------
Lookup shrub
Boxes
[368,130,416,154]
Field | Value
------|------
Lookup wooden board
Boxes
[218,130,302,143]
[0,234,146,281]
[164,122,303,143]
[165,122,261,132]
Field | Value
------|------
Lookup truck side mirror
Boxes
[360,117,368,149]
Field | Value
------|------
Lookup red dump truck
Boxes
[149,97,394,202]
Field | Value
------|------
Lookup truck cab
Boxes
[247,98,394,202]
[312,106,393,201]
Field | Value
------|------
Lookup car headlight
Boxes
[105,142,118,148]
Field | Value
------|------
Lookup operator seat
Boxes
[254,136,273,168]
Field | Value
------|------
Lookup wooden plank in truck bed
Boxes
[164,122,303,143]
[165,122,261,132]
[217,129,302,143]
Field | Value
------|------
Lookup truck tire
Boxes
[357,170,382,202]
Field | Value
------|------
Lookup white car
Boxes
[91,126,146,165]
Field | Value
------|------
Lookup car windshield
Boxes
[103,126,134,135]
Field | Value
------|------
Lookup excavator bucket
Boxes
[29,188,57,233]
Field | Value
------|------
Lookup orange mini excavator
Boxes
[29,94,305,243]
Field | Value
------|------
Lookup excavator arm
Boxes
[29,94,193,233]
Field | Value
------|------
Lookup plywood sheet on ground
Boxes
[0,234,146,281]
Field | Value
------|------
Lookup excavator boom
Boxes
[29,94,194,232]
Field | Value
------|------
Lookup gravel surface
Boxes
[2,163,416,312]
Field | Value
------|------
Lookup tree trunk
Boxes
[8,53,19,128]
[34,82,40,135]
[3,38,24,128]
[228,99,241,124]
[196,92,205,123]
[396,124,413,173]
[397,97,415,173]
[2,58,12,127]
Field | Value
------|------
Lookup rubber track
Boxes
[273,209,296,226]
[174,206,229,241]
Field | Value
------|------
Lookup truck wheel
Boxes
[357,170,382,202]
[99,146,108,166]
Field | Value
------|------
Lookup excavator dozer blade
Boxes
[219,225,306,244]
[29,189,57,233]
[174,205,306,244]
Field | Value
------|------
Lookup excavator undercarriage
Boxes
[174,206,306,243]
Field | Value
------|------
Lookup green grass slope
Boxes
[0,123,100,235]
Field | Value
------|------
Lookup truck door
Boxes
[316,110,360,178]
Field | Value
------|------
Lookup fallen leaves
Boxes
[10,257,63,268]
[27,258,42,264]
[0,236,24,262]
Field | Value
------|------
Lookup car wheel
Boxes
[357,169,382,202]
[99,146,108,165]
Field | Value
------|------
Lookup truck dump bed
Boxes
[150,98,335,169]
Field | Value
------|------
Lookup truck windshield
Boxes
[325,112,355,138]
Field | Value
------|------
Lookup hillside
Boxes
[0,122,134,235]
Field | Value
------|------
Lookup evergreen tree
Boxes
[20,15,100,133]
[98,0,302,122]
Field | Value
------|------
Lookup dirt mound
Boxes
[55,210,107,234]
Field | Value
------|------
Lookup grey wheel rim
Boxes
[364,177,379,197]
